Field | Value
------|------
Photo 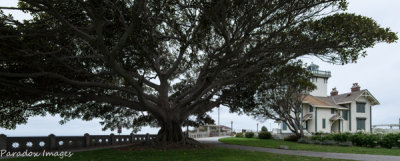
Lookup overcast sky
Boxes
[1,0,399,136]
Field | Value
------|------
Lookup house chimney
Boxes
[351,83,360,92]
[330,87,338,96]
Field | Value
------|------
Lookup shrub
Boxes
[397,133,400,147]
[365,134,380,147]
[235,133,243,138]
[258,131,272,139]
[308,133,400,148]
[284,135,299,142]
[331,133,352,142]
[351,133,379,147]
[311,135,322,141]
[351,133,364,146]
[261,126,268,132]
[314,132,324,136]
[380,133,398,148]
[321,134,334,141]
[245,132,255,138]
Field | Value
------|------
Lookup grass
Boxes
[2,147,346,161]
[219,137,400,156]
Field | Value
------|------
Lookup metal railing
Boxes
[0,133,156,152]
[310,70,331,77]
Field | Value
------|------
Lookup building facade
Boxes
[281,64,379,133]
[188,125,232,138]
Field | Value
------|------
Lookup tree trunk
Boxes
[299,124,304,138]
[157,118,185,145]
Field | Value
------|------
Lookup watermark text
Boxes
[0,150,73,159]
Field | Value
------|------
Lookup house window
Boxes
[282,122,287,130]
[322,119,326,129]
[309,106,314,112]
[324,78,328,84]
[343,110,348,120]
[331,108,334,114]
[356,102,366,113]
[356,118,366,130]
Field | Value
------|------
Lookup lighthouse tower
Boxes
[307,63,331,97]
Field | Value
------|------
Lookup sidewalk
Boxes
[196,137,400,161]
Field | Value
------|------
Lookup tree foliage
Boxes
[0,0,397,144]
[232,61,315,138]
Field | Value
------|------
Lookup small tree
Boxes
[244,63,316,138]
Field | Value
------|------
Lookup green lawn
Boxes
[219,137,400,156]
[3,147,345,161]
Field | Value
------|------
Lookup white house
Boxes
[281,64,380,133]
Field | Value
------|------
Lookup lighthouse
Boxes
[307,63,331,97]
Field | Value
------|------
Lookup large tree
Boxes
[0,0,397,145]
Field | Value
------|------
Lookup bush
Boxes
[365,134,380,147]
[311,135,322,141]
[245,132,255,138]
[235,133,243,138]
[351,133,380,147]
[284,135,299,142]
[313,132,324,136]
[380,133,399,148]
[331,133,352,142]
[307,133,400,148]
[321,134,333,141]
[258,131,272,139]
[261,126,268,132]
[397,133,400,147]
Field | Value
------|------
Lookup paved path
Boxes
[196,137,400,161]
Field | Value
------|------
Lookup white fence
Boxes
[188,132,231,138]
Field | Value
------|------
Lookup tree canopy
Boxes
[0,0,397,144]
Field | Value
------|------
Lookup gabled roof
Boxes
[332,90,365,104]
[303,89,380,109]
[303,95,347,109]
[332,89,380,105]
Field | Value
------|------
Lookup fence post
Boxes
[146,133,150,141]
[48,134,56,150]
[130,133,134,144]
[110,133,115,145]
[84,133,90,147]
[0,134,6,151]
